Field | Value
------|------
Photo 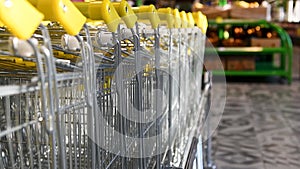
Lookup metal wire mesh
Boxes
[0,16,207,169]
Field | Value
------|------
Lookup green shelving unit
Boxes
[206,19,293,84]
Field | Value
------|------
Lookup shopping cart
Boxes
[0,0,98,168]
[0,0,59,168]
[76,1,145,168]
[88,2,163,168]
[156,8,209,169]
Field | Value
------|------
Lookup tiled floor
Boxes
[211,47,300,169]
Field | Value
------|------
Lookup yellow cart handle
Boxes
[132,5,160,29]
[173,9,181,29]
[112,0,137,29]
[0,0,44,39]
[180,11,188,28]
[74,0,121,33]
[32,0,86,36]
[73,2,89,17]
[157,7,174,29]
[187,12,195,28]
[193,11,208,34]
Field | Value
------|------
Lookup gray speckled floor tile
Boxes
[211,46,300,169]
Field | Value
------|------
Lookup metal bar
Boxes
[167,28,173,167]
[25,92,34,169]
[41,24,68,169]
[133,24,145,169]
[154,27,162,169]
[5,96,15,169]
[27,38,50,169]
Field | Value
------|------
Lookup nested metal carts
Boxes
[0,0,210,168]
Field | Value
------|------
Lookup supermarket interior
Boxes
[0,0,300,169]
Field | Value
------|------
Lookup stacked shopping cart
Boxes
[0,0,210,168]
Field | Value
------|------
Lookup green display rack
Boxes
[206,19,293,84]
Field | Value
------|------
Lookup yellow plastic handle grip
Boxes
[157,7,174,29]
[132,5,160,29]
[193,12,201,30]
[0,0,44,40]
[202,14,208,34]
[73,2,89,18]
[112,0,137,29]
[88,0,121,32]
[187,12,195,28]
[180,11,187,28]
[0,20,4,27]
[173,9,181,29]
[35,0,86,36]
[193,11,208,34]
[28,0,37,6]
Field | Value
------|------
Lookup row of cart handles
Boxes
[0,0,208,40]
